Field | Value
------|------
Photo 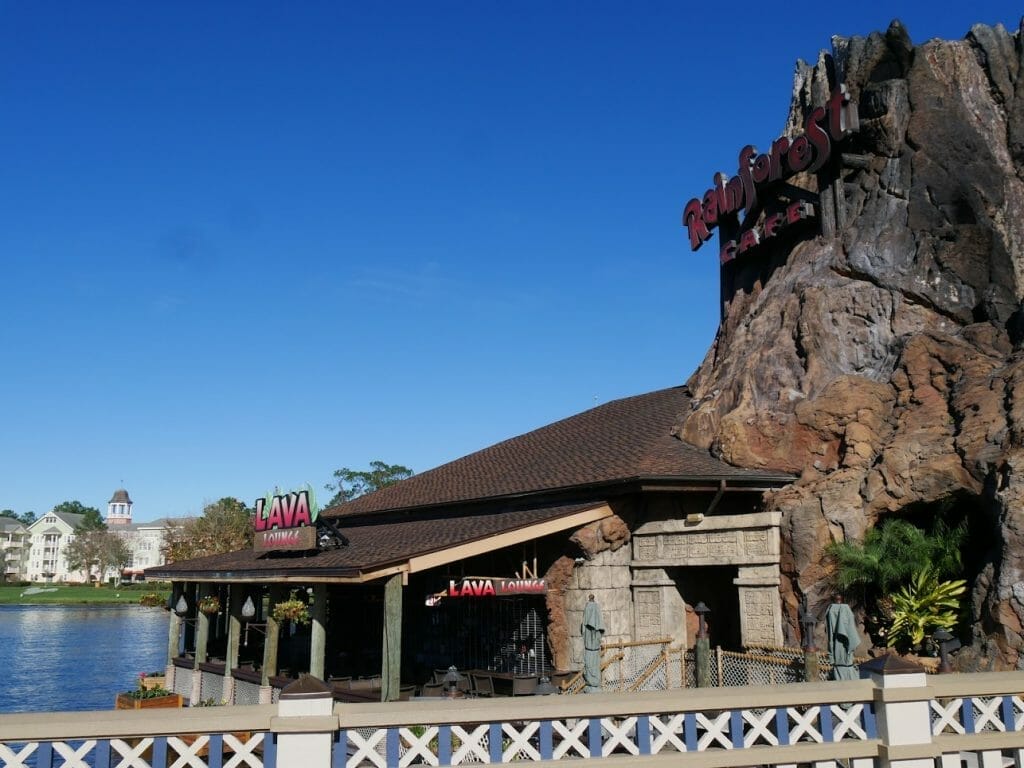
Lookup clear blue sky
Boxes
[2,3,1020,521]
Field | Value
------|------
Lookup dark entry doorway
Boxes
[674,565,741,649]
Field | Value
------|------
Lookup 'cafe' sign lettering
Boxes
[683,85,858,265]
[253,488,318,552]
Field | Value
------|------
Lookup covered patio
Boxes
[147,387,792,704]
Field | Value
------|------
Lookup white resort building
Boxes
[22,489,179,584]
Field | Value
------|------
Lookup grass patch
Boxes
[0,584,168,605]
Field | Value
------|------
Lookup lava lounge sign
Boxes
[682,84,859,264]
[253,488,318,552]
[446,577,548,597]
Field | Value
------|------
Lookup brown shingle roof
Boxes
[147,501,602,580]
[327,386,791,518]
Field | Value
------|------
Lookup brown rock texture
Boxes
[677,20,1024,666]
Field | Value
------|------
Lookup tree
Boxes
[53,500,106,530]
[162,497,254,564]
[324,461,413,507]
[64,529,132,585]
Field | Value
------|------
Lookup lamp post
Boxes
[442,665,463,697]
[799,598,819,682]
[933,628,960,674]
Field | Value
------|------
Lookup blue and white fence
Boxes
[2,666,1023,768]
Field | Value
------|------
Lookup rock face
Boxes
[676,20,1024,667]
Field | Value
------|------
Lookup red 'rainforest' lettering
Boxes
[683,85,857,252]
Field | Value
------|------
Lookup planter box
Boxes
[115,692,183,710]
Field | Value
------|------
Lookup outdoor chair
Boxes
[512,674,538,696]
[432,668,450,684]
[328,675,352,690]
[470,672,494,697]
[398,684,417,701]
[421,682,444,697]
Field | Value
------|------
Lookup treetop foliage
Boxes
[162,497,254,564]
[324,460,413,508]
[52,500,106,530]
[0,509,36,525]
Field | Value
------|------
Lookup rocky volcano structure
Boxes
[675,20,1024,667]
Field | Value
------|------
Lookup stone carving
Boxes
[743,530,770,556]
[741,589,778,645]
[635,588,663,638]
[636,537,657,561]
[632,527,776,565]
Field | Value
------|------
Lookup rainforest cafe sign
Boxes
[683,84,858,264]
[447,578,548,597]
[253,488,319,552]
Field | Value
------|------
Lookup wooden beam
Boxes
[406,504,614,574]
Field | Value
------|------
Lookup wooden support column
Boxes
[226,586,242,670]
[166,581,183,688]
[195,583,212,666]
[310,583,327,681]
[183,582,197,653]
[262,584,287,687]
[167,581,183,663]
[223,585,243,704]
[381,573,402,702]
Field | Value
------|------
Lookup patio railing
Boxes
[3,664,1024,768]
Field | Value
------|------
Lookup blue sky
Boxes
[2,2,1021,521]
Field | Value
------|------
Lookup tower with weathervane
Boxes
[106,488,133,526]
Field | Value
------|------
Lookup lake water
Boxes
[0,604,169,713]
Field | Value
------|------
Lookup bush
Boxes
[139,593,166,607]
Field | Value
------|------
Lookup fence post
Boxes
[862,655,934,768]
[695,602,711,688]
[274,675,337,768]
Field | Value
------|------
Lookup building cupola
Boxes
[106,488,133,526]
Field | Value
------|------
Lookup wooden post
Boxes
[183,582,197,653]
[166,581,183,689]
[223,585,243,704]
[310,583,327,681]
[804,648,821,682]
[381,573,402,702]
[263,585,287,687]
[195,584,211,666]
[695,637,711,688]
[167,582,183,663]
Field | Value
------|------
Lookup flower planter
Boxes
[115,692,183,710]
